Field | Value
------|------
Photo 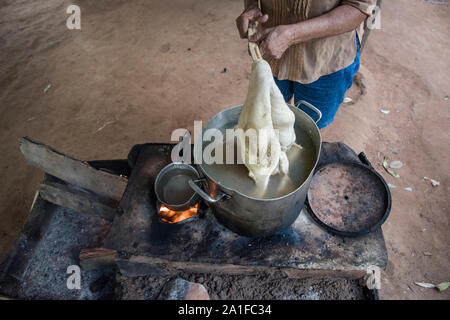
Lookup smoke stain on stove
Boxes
[147,212,187,251]
[229,227,305,261]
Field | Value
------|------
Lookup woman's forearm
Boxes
[285,5,368,45]
[245,0,259,10]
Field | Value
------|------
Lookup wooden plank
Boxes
[116,255,366,279]
[39,177,117,221]
[19,137,127,201]
[79,248,117,270]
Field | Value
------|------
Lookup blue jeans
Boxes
[274,34,360,129]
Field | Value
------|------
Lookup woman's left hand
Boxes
[249,25,293,60]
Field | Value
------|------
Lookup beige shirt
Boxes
[260,0,376,84]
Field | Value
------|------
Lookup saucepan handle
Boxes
[188,178,230,204]
[295,100,322,124]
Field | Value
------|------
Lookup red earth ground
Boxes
[0,0,448,300]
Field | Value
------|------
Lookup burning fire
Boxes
[159,203,199,224]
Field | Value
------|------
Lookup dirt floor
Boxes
[0,0,449,300]
[117,274,370,300]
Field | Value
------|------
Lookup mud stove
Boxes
[105,143,387,279]
[0,140,387,299]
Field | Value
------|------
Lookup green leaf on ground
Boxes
[436,282,450,292]
[43,83,52,93]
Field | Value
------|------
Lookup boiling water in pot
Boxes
[201,133,317,199]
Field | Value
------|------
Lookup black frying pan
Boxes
[306,152,391,237]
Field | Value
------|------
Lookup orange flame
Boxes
[159,203,199,224]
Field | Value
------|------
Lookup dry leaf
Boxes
[343,97,353,103]
[415,282,435,289]
[430,180,440,187]
[424,177,440,187]
[390,160,403,169]
[383,157,400,178]
[415,281,450,292]
[95,120,117,133]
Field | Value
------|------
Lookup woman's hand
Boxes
[249,25,293,60]
[235,3,269,39]
[247,4,369,60]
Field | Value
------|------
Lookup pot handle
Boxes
[188,178,230,204]
[295,100,322,124]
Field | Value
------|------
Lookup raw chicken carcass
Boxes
[237,59,296,190]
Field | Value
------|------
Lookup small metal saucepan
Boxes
[154,162,200,211]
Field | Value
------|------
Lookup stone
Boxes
[158,278,210,300]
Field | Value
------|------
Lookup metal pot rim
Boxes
[194,104,322,202]
[154,162,200,209]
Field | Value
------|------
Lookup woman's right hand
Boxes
[235,3,269,39]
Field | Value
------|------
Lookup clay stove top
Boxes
[103,143,387,278]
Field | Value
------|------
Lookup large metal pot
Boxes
[189,101,322,237]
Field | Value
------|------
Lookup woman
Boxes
[236,0,376,129]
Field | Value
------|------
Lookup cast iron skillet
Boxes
[305,152,391,237]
